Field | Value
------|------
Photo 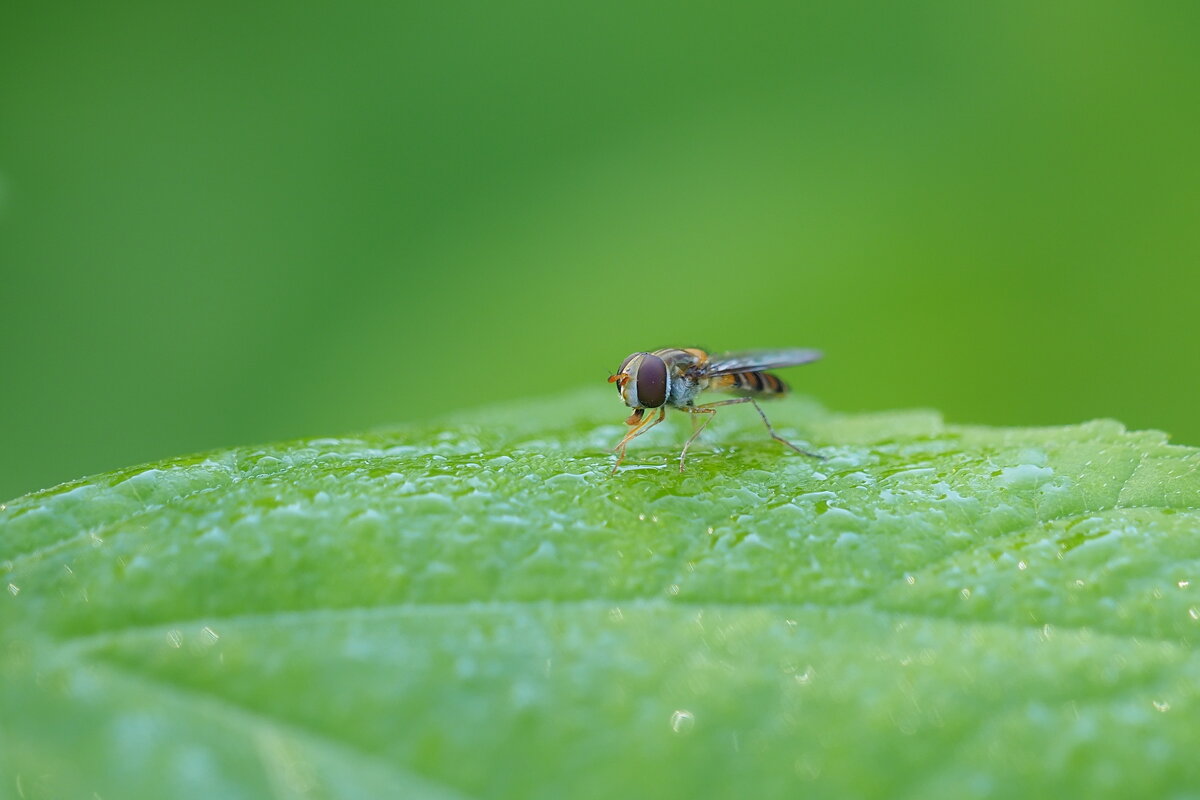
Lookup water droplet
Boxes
[7,583,19,596]
[997,464,1054,488]
[1018,560,1028,571]
[960,588,972,600]
[1189,607,1200,621]
[668,584,681,596]
[1179,580,1190,589]
[670,710,695,734]
[795,667,815,685]
[1153,700,1171,712]
[200,626,220,645]
[905,574,916,585]
[608,607,624,622]
[166,630,183,648]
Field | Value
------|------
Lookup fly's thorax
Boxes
[654,348,704,407]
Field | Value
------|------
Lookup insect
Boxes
[607,347,823,473]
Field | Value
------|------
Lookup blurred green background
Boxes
[2,0,1198,501]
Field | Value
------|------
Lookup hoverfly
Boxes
[607,347,823,473]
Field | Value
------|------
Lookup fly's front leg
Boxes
[611,407,667,473]
[677,397,753,472]
[748,398,824,459]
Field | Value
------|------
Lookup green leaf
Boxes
[3,389,1200,799]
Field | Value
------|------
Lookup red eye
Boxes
[635,355,667,408]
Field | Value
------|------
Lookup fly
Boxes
[607,347,823,473]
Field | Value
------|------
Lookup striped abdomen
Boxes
[712,371,788,396]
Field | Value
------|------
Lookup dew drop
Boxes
[166,630,183,648]
[670,710,695,734]
[7,583,18,596]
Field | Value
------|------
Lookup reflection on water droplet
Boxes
[1153,700,1170,712]
[200,626,220,645]
[1189,607,1200,621]
[1179,580,1190,589]
[795,667,815,685]
[670,710,695,734]
[668,584,681,596]
[905,574,916,585]
[167,630,183,648]
[7,583,19,596]
[1018,560,1028,571]
[960,588,972,600]
[609,607,624,622]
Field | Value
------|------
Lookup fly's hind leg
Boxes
[748,397,824,459]
[611,407,667,473]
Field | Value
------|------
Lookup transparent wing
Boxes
[706,348,822,376]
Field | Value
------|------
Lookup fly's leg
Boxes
[678,398,755,472]
[678,405,717,472]
[748,397,825,459]
[678,397,823,471]
[611,407,667,473]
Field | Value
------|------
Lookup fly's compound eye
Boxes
[634,354,668,408]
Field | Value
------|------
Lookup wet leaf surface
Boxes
[3,389,1199,798]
